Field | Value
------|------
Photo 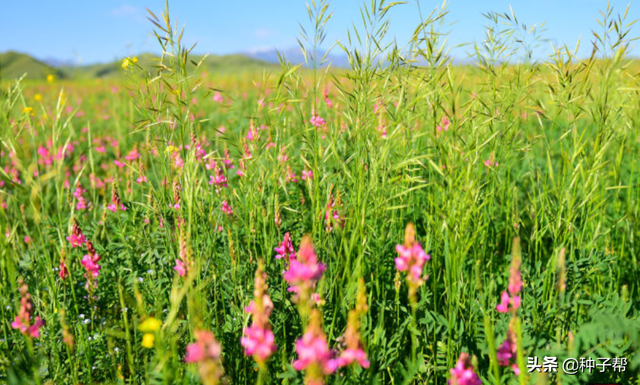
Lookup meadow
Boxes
[1,1,640,384]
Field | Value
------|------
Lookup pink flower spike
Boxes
[183,329,223,384]
[66,233,87,248]
[338,348,370,369]
[511,295,521,311]
[302,169,313,180]
[174,259,187,276]
[184,343,205,363]
[241,325,276,362]
[394,241,430,287]
[244,300,255,313]
[11,279,44,338]
[212,92,224,104]
[496,291,510,313]
[293,311,338,377]
[28,317,44,338]
[221,201,233,217]
[449,352,482,385]
[274,233,296,261]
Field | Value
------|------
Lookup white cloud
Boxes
[253,28,277,39]
[109,4,137,17]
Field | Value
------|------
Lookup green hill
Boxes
[0,51,65,81]
[0,51,279,82]
[59,53,279,80]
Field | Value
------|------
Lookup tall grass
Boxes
[1,1,639,384]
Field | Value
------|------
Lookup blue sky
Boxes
[1,0,638,64]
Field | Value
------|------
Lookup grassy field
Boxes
[1,1,640,384]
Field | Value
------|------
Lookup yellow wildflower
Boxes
[22,107,34,116]
[141,333,155,348]
[122,56,138,70]
[166,145,178,154]
[47,74,55,83]
[34,94,42,102]
[139,317,162,333]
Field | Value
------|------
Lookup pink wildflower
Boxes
[81,240,101,291]
[302,169,313,181]
[395,242,430,286]
[124,147,140,161]
[374,99,382,114]
[246,122,259,141]
[293,309,338,382]
[277,147,289,164]
[174,259,187,276]
[66,220,87,248]
[59,255,69,280]
[209,164,228,191]
[107,184,126,213]
[37,146,53,165]
[283,235,326,300]
[324,194,344,232]
[310,114,326,127]
[223,148,234,169]
[172,181,181,211]
[212,92,224,104]
[436,115,451,134]
[323,87,333,108]
[221,201,233,217]
[497,325,519,375]
[325,98,333,108]
[285,165,298,183]
[241,326,275,362]
[172,153,184,169]
[243,142,252,159]
[73,184,88,210]
[337,285,370,369]
[449,353,482,385]
[484,153,498,168]
[241,260,277,363]
[237,159,246,177]
[395,223,431,300]
[184,330,224,383]
[337,347,369,368]
[274,232,296,261]
[11,279,44,338]
[496,242,522,314]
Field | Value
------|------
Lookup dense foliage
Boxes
[1,1,639,384]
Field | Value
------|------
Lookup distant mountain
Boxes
[42,57,77,68]
[57,52,281,79]
[246,46,350,68]
[0,51,66,81]
[0,51,280,81]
